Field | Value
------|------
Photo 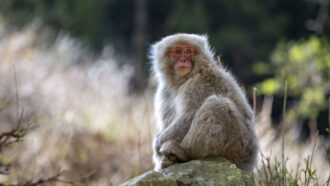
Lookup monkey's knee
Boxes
[181,95,239,158]
[205,95,234,113]
[193,95,235,126]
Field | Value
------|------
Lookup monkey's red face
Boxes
[170,45,195,76]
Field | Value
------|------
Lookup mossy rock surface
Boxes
[120,158,255,186]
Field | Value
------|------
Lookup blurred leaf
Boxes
[289,45,304,63]
[298,88,325,119]
[259,78,280,95]
[252,61,271,75]
[256,36,330,119]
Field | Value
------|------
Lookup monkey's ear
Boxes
[195,34,217,63]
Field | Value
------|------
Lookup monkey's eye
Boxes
[175,48,181,54]
[184,48,192,53]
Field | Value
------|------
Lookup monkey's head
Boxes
[170,45,195,76]
[150,33,216,86]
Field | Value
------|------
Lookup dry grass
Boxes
[0,24,155,185]
[255,96,330,185]
[0,23,328,185]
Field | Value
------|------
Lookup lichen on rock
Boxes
[120,158,255,186]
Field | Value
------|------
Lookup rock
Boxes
[120,158,255,186]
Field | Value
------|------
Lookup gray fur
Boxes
[150,33,258,172]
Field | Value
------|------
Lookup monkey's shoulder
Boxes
[183,67,229,92]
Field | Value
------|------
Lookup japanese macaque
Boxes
[150,33,258,173]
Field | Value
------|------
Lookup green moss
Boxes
[120,171,177,186]
[120,158,255,186]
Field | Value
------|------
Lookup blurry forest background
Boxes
[0,0,329,185]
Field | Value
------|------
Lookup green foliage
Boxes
[0,0,109,47]
[256,154,324,186]
[252,62,271,75]
[259,78,280,95]
[256,36,330,119]
[167,1,209,33]
[1,0,326,64]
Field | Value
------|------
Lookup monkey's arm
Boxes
[153,112,194,169]
[155,112,195,148]
[155,79,209,151]
[155,85,176,130]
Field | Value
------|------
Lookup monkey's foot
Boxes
[159,156,175,170]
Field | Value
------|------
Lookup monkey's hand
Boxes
[160,140,189,162]
[156,156,174,170]
[156,140,189,170]
[153,137,189,170]
[153,114,194,170]
[155,113,195,148]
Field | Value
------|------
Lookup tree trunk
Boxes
[130,0,148,94]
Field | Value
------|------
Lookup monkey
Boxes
[149,33,258,173]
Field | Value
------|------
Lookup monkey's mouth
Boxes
[174,60,192,75]
[175,61,192,68]
[175,66,192,76]
[176,66,190,72]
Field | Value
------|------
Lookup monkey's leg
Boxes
[180,95,256,171]
[180,95,231,157]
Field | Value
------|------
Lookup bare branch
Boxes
[0,162,10,175]
[0,123,38,152]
